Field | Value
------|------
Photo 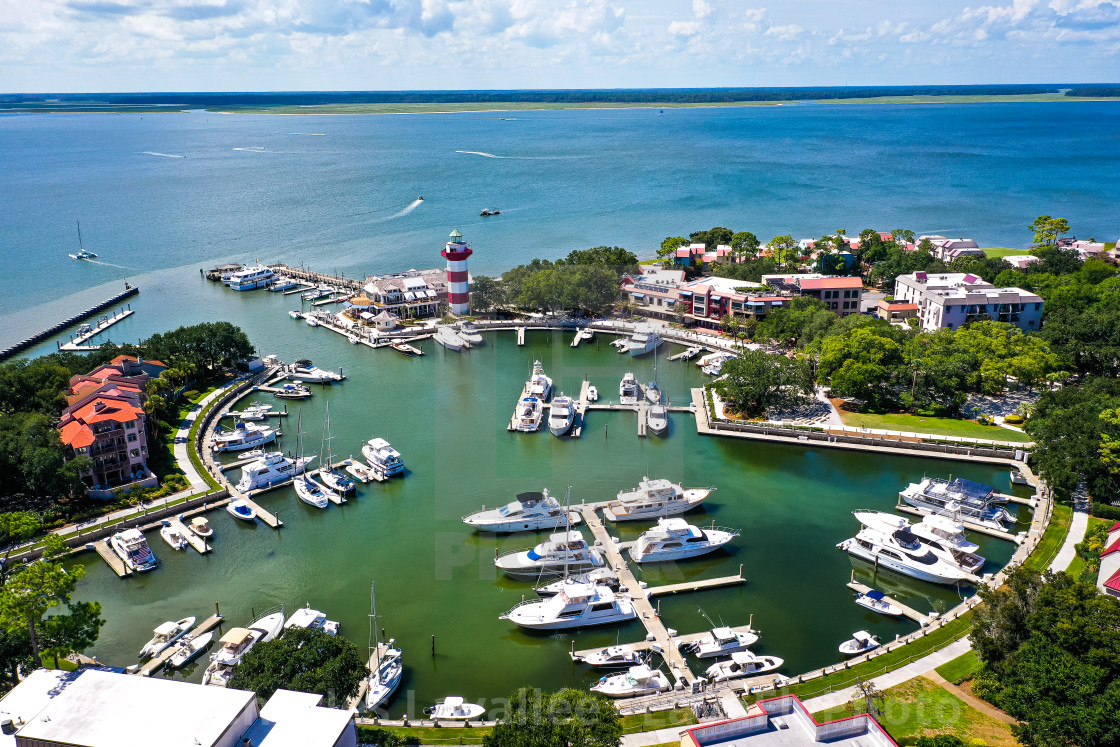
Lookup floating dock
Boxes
[516,327,526,346]
[895,502,1023,544]
[645,574,746,597]
[846,579,931,625]
[57,306,135,351]
[0,286,139,361]
[993,492,1036,506]
[228,488,283,529]
[167,516,211,554]
[137,613,225,676]
[92,539,131,578]
[637,400,648,437]
[668,347,703,362]
[570,380,592,438]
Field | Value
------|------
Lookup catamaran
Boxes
[68,220,98,260]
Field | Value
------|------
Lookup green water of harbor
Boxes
[68,287,1026,712]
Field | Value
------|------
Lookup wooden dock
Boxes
[846,579,931,625]
[167,516,211,554]
[646,574,746,597]
[570,380,592,438]
[229,488,283,529]
[348,641,395,710]
[570,331,584,347]
[895,502,1023,544]
[136,613,225,676]
[516,327,526,346]
[57,307,135,352]
[569,621,760,661]
[283,286,310,295]
[92,539,131,578]
[668,347,703,362]
[1,286,139,362]
[637,400,648,437]
[993,492,1036,506]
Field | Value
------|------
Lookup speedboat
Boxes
[426,697,486,721]
[301,289,326,301]
[211,421,276,452]
[900,476,1014,532]
[619,372,639,405]
[534,567,619,597]
[500,583,636,630]
[284,605,338,633]
[527,361,552,400]
[704,651,784,682]
[167,631,214,669]
[513,397,544,432]
[854,589,903,616]
[434,326,466,350]
[237,451,315,492]
[645,381,661,404]
[840,630,881,656]
[697,352,732,376]
[462,489,581,533]
[305,316,320,327]
[603,477,711,522]
[318,467,356,494]
[686,626,760,658]
[294,474,331,509]
[273,383,312,400]
[494,530,606,579]
[201,663,236,687]
[189,516,213,538]
[390,342,423,356]
[680,346,702,360]
[579,329,594,341]
[587,385,599,402]
[853,511,986,575]
[628,518,738,563]
[646,403,668,435]
[366,642,403,710]
[456,322,484,345]
[226,265,276,291]
[226,500,256,522]
[139,617,196,659]
[591,665,671,698]
[362,438,405,476]
[577,645,644,668]
[288,360,344,383]
[480,208,501,216]
[627,325,663,356]
[548,393,575,436]
[159,523,188,551]
[110,528,158,572]
[837,521,978,585]
[203,610,285,686]
[235,402,273,421]
[345,461,374,483]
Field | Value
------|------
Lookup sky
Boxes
[1,0,1119,92]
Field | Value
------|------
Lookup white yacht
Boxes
[837,522,978,585]
[235,402,274,421]
[273,382,312,400]
[839,630,881,656]
[591,665,671,698]
[911,514,982,554]
[900,476,1014,532]
[704,651,784,682]
[686,626,760,658]
[456,321,484,345]
[854,589,903,617]
[701,355,732,377]
[527,360,553,400]
[645,381,661,404]
[110,528,158,572]
[226,265,276,291]
[619,372,639,405]
[434,326,467,351]
[139,617,196,659]
[167,631,214,669]
[576,645,644,668]
[284,605,339,634]
[627,325,663,356]
[494,531,606,579]
[362,438,405,476]
[646,403,668,435]
[425,697,486,721]
[587,385,599,402]
[294,473,331,509]
[203,610,285,687]
[548,393,576,436]
[603,478,711,523]
[212,422,276,452]
[159,523,188,551]
[610,338,630,353]
[579,329,594,341]
[628,518,739,563]
[501,583,636,630]
[289,360,344,383]
[462,489,581,533]
[366,582,403,711]
[237,451,315,492]
[534,567,619,597]
[268,278,298,292]
[512,397,544,432]
[853,511,986,575]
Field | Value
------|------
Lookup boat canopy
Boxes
[712,626,735,641]
[852,630,876,642]
[153,621,181,636]
[864,590,886,601]
[220,628,254,645]
[629,664,654,679]
[444,697,464,708]
[947,477,994,500]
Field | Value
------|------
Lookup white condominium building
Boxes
[893,272,1043,332]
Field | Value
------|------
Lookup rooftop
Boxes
[684,694,896,747]
[243,689,355,747]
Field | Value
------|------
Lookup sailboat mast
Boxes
[76,220,84,252]
[562,486,572,582]
[325,402,333,468]
[371,581,383,668]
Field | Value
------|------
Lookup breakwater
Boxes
[0,286,139,361]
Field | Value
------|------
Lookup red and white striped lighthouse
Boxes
[441,228,473,315]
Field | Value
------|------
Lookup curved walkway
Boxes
[1049,509,1089,573]
[173,385,232,491]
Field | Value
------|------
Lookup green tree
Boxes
[470,276,505,314]
[711,258,779,283]
[731,231,760,259]
[768,235,798,269]
[559,246,639,278]
[0,512,42,586]
[657,236,689,259]
[819,327,906,409]
[38,600,104,669]
[483,687,621,747]
[690,226,732,250]
[0,536,84,666]
[1025,378,1120,499]
[228,627,369,706]
[714,350,814,418]
[892,228,915,246]
[754,297,837,348]
[1029,215,1070,248]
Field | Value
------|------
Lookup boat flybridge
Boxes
[455,321,484,345]
[226,265,276,291]
[535,567,620,596]
[900,476,1014,532]
[362,437,405,476]
[494,530,606,580]
[284,605,339,635]
[603,477,712,522]
[591,665,671,698]
[837,518,979,586]
[425,697,486,721]
[619,372,639,405]
[628,518,739,563]
[912,515,982,554]
[236,451,315,492]
[500,582,636,630]
[646,403,668,435]
[685,626,760,658]
[462,489,582,533]
[576,645,644,668]
[627,325,663,356]
[110,528,158,572]
[513,397,544,432]
[289,359,345,383]
[548,393,576,436]
[852,511,986,575]
[212,421,276,452]
[704,651,784,682]
[527,360,553,400]
[139,617,196,659]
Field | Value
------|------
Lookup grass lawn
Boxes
[813,678,1019,747]
[1064,515,1112,580]
[836,410,1034,443]
[357,724,492,744]
[1023,503,1072,572]
[620,708,697,734]
[980,247,1030,259]
[935,650,982,684]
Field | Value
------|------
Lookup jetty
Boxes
[0,286,139,361]
[645,574,746,597]
[348,641,395,710]
[894,502,1023,544]
[846,578,931,625]
[167,516,211,554]
[669,347,702,362]
[570,380,593,438]
[267,264,363,294]
[57,306,135,352]
[637,400,648,437]
[92,539,131,578]
[136,613,225,676]
[228,488,283,528]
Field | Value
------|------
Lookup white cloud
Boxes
[764,23,803,40]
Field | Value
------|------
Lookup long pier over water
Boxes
[0,286,139,361]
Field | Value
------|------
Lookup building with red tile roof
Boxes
[1098,520,1120,599]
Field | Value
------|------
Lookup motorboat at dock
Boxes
[167,631,214,669]
[139,616,196,659]
[189,517,213,538]
[852,511,986,575]
[591,665,671,698]
[534,567,620,596]
[226,265,276,291]
[159,522,188,551]
[646,403,668,435]
[236,451,315,492]
[853,589,903,617]
[232,402,273,421]
[527,360,552,400]
[500,582,636,630]
[704,651,784,682]
[576,645,644,668]
[627,518,739,563]
[362,437,405,477]
[110,528,158,572]
[226,500,257,522]
[284,605,339,635]
[619,372,639,405]
[686,626,760,658]
[389,341,423,356]
[602,477,711,522]
[839,630,881,656]
[211,421,276,452]
[288,359,345,383]
[548,393,576,436]
[462,489,582,533]
[494,530,606,579]
[899,476,1014,532]
[837,518,979,585]
[512,396,544,432]
[626,325,663,356]
[425,697,486,722]
[434,326,467,351]
[202,609,285,687]
[273,382,312,400]
[455,321,484,345]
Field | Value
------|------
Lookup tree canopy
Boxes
[483,687,621,747]
[714,349,814,418]
[228,627,369,705]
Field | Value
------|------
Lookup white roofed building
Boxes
[894,271,1042,332]
[362,269,447,319]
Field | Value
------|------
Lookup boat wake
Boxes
[456,150,508,158]
[232,146,267,152]
[379,198,424,221]
[82,259,135,270]
[288,132,326,136]
[142,151,184,158]
[455,149,562,160]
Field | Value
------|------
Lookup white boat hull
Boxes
[840,540,972,585]
[465,512,582,534]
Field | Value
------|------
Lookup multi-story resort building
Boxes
[893,271,1043,332]
[761,274,864,317]
[360,268,448,320]
[918,235,985,262]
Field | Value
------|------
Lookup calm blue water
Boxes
[2,102,1118,348]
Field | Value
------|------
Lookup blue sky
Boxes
[2,0,1118,92]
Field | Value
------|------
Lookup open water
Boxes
[0,102,1103,709]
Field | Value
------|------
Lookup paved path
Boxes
[174,385,231,491]
[923,671,1018,725]
[1049,509,1089,573]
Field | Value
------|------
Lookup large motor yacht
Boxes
[534,567,620,597]
[853,511,986,575]
[628,518,739,563]
[527,360,553,401]
[226,265,276,291]
[462,489,581,533]
[900,476,1014,532]
[603,477,711,522]
[362,437,405,476]
[627,325,663,356]
[500,583,636,630]
[548,393,576,436]
[686,626,760,658]
[619,372,639,405]
[494,531,606,579]
[202,609,285,687]
[512,397,544,432]
[704,651,784,682]
[837,519,979,585]
[288,360,345,383]
[110,528,158,572]
[211,421,276,452]
[591,665,671,698]
[236,451,315,492]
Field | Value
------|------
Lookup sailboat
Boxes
[292,409,331,509]
[316,402,355,494]
[68,220,98,260]
[365,581,403,711]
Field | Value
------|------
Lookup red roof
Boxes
[797,277,864,290]
[675,248,692,258]
[1102,536,1120,558]
[1108,521,1120,533]
[111,354,168,368]
[58,398,144,449]
[1105,569,1120,593]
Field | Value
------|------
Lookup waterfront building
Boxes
[0,667,357,747]
[893,272,1043,332]
[1065,239,1106,260]
[441,228,473,315]
[361,269,446,320]
[681,694,895,747]
[620,268,686,321]
[918,235,986,262]
[761,274,864,317]
[1001,254,1041,269]
[1097,521,1120,599]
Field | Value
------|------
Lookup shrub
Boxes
[1004,414,1025,424]
[1091,502,1120,521]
